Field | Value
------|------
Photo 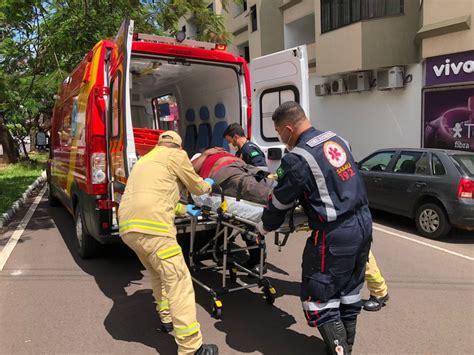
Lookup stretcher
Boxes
[176,191,308,319]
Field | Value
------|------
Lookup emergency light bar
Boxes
[133,33,226,51]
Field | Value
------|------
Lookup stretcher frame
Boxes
[179,204,287,319]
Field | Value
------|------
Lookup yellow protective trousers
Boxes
[121,232,202,354]
[365,250,388,298]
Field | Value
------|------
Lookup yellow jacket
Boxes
[118,146,211,238]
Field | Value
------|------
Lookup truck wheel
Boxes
[48,182,61,207]
[75,207,102,259]
[415,203,451,240]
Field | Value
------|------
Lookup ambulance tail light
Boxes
[457,178,474,199]
[91,135,107,186]
[215,43,227,51]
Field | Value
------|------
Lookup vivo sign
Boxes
[426,50,474,86]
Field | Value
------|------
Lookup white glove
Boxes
[256,221,270,236]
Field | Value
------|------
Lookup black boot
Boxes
[318,320,349,355]
[160,322,173,333]
[342,319,357,353]
[195,344,219,355]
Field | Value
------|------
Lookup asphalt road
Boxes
[0,190,473,354]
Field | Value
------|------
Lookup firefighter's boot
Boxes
[195,344,219,355]
[318,320,350,355]
[342,319,357,353]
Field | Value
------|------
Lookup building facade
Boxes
[182,0,473,159]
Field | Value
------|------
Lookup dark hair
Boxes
[223,123,245,138]
[272,101,306,125]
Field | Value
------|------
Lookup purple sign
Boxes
[425,50,474,87]
[423,87,474,152]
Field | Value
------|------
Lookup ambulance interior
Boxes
[129,56,243,157]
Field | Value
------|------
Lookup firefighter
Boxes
[118,131,218,355]
[364,250,389,311]
[256,102,372,355]
[223,123,267,167]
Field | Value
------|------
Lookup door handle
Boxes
[415,182,427,188]
[373,177,382,183]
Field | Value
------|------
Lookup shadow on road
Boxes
[371,209,473,244]
[48,203,326,354]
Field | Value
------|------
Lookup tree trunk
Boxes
[0,117,20,164]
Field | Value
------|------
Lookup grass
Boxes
[0,152,48,215]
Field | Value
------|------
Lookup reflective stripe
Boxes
[157,245,182,259]
[366,272,384,283]
[119,219,169,233]
[291,147,337,222]
[158,300,169,310]
[340,293,361,304]
[174,322,200,337]
[302,300,340,311]
[271,192,295,211]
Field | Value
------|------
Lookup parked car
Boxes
[358,148,474,239]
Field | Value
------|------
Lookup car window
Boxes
[393,151,424,174]
[359,151,395,172]
[451,154,474,177]
[432,154,446,176]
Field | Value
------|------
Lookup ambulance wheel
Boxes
[48,182,60,207]
[75,207,102,259]
[211,299,222,319]
[263,286,276,305]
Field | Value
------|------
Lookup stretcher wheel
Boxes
[263,286,276,305]
[211,299,223,319]
[229,267,238,283]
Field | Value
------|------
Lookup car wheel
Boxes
[48,182,61,207]
[415,203,451,240]
[75,207,102,259]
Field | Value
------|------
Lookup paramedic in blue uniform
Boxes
[223,123,267,167]
[256,101,372,355]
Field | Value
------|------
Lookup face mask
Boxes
[277,128,293,151]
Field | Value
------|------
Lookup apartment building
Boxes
[180,1,473,158]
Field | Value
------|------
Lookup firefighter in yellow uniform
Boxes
[119,131,218,355]
[364,250,389,311]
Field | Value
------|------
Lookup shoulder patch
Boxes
[323,140,347,168]
[276,166,285,178]
[306,131,336,148]
[250,150,260,158]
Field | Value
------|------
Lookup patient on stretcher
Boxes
[191,147,274,204]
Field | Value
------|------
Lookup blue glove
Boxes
[204,178,215,186]
[186,204,201,217]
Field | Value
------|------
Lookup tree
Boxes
[0,0,237,163]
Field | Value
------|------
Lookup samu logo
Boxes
[432,59,474,77]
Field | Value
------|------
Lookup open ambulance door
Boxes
[250,45,309,173]
[107,17,136,203]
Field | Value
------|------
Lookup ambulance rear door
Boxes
[250,45,309,172]
[107,17,136,202]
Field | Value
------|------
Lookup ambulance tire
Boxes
[74,207,103,259]
[48,182,60,207]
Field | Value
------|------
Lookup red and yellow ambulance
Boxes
[48,18,309,258]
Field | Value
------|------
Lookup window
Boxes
[251,5,257,32]
[111,74,121,137]
[359,151,395,172]
[321,0,403,33]
[393,151,423,174]
[451,155,474,177]
[260,86,299,141]
[152,94,179,132]
[432,154,446,176]
[414,153,430,175]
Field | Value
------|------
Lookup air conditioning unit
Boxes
[315,83,330,96]
[376,66,404,90]
[330,78,346,95]
[347,72,371,92]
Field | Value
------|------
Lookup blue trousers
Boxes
[300,206,372,327]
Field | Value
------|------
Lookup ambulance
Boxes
[47,18,308,258]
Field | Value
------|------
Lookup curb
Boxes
[0,171,47,229]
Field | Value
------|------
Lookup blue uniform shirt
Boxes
[262,127,369,231]
[236,141,267,167]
